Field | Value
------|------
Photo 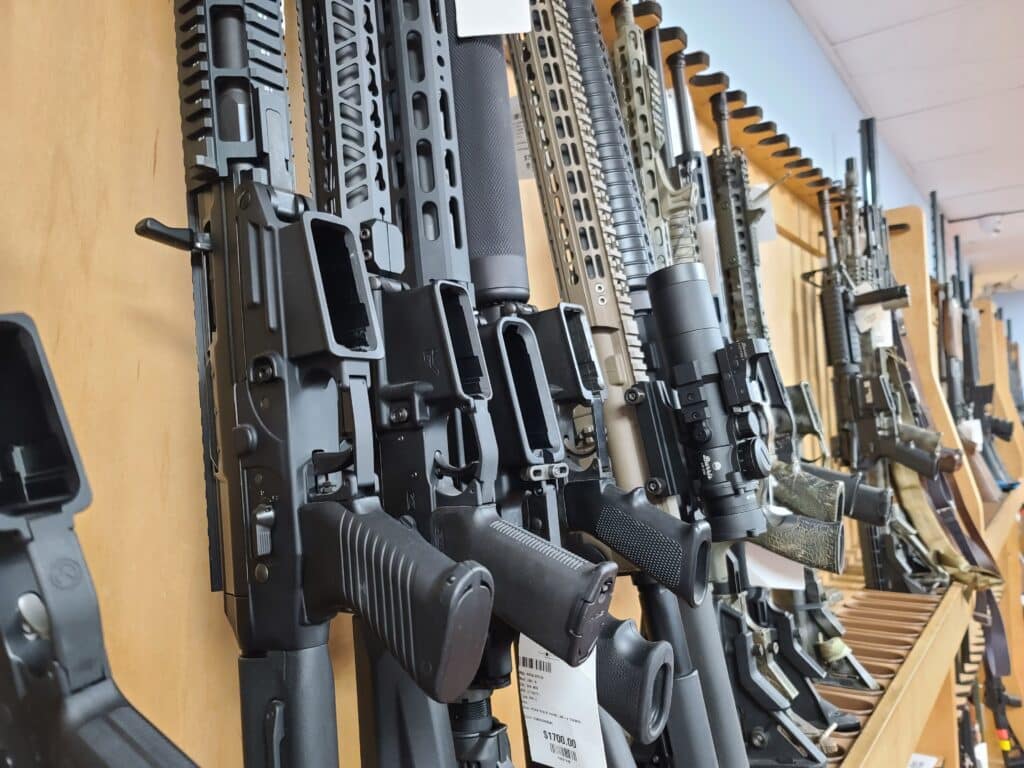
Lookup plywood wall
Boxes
[1,4,834,765]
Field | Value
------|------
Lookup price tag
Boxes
[745,542,806,590]
[853,282,894,348]
[454,0,530,37]
[907,754,939,768]
[958,418,983,447]
[974,741,989,768]
[517,636,607,768]
[749,184,778,243]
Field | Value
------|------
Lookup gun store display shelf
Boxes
[594,0,837,233]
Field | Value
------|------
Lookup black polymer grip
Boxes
[300,500,494,703]
[57,680,194,767]
[563,481,711,607]
[445,5,530,304]
[991,416,1014,441]
[801,462,894,527]
[595,618,673,745]
[432,505,617,666]
[565,0,656,288]
[881,438,940,478]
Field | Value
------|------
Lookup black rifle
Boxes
[0,313,194,767]
[443,3,688,755]
[813,182,947,594]
[510,4,727,765]
[138,3,497,764]
[955,241,1017,490]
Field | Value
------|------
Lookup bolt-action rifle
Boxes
[138,3,499,764]
[0,313,195,767]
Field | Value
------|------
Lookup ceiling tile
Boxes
[798,0,968,46]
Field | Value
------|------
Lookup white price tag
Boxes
[853,283,893,348]
[974,740,989,768]
[907,754,939,768]
[958,418,983,447]
[748,184,778,243]
[745,542,806,590]
[518,636,607,768]
[454,0,530,37]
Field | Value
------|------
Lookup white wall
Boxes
[661,0,929,214]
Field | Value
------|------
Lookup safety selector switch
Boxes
[253,503,275,557]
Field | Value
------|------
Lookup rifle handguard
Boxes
[433,505,617,666]
[770,461,844,523]
[563,481,711,607]
[801,462,893,526]
[300,500,494,703]
[752,513,846,573]
[595,617,673,745]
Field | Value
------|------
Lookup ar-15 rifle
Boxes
[138,3,498,764]
[703,90,889,734]
[956,243,1018,491]
[559,2,866,765]
[813,179,947,595]
[1008,321,1024,422]
[0,313,194,767]
[512,3,726,765]
[355,1,687,763]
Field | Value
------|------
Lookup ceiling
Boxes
[790,0,1024,287]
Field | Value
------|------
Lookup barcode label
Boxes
[520,655,553,673]
[550,744,577,761]
[517,636,606,768]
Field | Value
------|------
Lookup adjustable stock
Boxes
[433,505,617,667]
[300,499,493,703]
[753,512,846,573]
[563,481,711,607]
[594,617,674,746]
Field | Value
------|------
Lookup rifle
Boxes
[0,313,194,767]
[956,242,1017,491]
[138,3,498,764]
[444,4,700,753]
[512,3,727,764]
[816,182,949,593]
[1009,321,1024,421]
[558,2,862,764]
[703,90,890,731]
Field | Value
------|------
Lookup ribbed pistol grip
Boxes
[433,505,617,666]
[302,500,494,702]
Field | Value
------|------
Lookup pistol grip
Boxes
[302,499,494,702]
[595,617,673,745]
[563,481,711,607]
[433,505,617,666]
